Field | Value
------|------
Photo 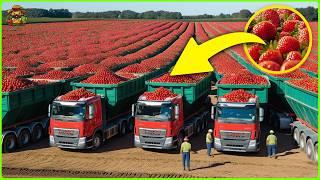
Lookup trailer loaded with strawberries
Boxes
[2,76,63,152]
[284,78,318,162]
[132,73,211,149]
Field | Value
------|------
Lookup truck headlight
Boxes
[249,140,257,147]
[49,135,55,145]
[134,135,140,143]
[78,137,86,144]
[164,137,173,145]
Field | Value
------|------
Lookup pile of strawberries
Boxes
[287,78,318,93]
[2,76,36,92]
[151,73,207,83]
[32,70,79,80]
[222,89,256,102]
[81,70,125,84]
[60,88,96,101]
[116,63,154,74]
[220,73,268,85]
[248,8,309,71]
[143,87,177,100]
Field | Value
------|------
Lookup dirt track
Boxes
[2,121,317,178]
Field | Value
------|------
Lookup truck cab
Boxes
[49,95,103,149]
[133,95,184,149]
[212,97,263,152]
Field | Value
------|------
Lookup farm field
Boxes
[2,20,318,177]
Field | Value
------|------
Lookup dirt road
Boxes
[2,121,317,178]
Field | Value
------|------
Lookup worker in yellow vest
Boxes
[266,130,277,158]
[180,137,191,171]
[206,129,213,156]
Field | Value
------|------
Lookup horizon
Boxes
[2,2,318,16]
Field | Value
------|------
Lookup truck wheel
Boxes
[293,128,300,145]
[306,139,315,161]
[92,133,102,150]
[31,125,43,142]
[3,134,17,153]
[18,129,31,147]
[120,122,127,136]
[314,143,318,162]
[128,119,134,132]
[299,133,306,152]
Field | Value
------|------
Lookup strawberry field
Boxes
[2,20,318,96]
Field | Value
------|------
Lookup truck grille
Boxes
[54,128,79,138]
[53,128,80,147]
[220,130,250,140]
[139,128,166,147]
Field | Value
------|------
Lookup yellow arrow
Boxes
[170,32,266,76]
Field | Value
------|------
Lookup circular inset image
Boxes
[244,5,312,74]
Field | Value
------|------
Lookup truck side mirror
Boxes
[174,105,179,119]
[88,104,94,119]
[48,104,51,117]
[132,104,136,117]
[259,108,264,122]
[211,106,215,120]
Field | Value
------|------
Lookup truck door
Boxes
[85,103,96,137]
[172,102,183,136]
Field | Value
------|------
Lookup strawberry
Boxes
[280,60,300,71]
[259,50,283,65]
[297,28,309,47]
[276,36,300,54]
[276,9,293,20]
[260,9,280,27]
[248,44,263,62]
[298,21,306,29]
[285,51,302,62]
[288,13,301,21]
[252,21,277,40]
[279,31,291,38]
[282,20,300,32]
[259,61,281,71]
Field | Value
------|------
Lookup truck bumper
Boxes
[134,135,177,149]
[49,135,90,149]
[214,138,259,152]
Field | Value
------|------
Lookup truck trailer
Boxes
[133,74,211,149]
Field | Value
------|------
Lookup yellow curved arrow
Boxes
[170,32,266,76]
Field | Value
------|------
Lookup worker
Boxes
[180,136,191,171]
[266,130,277,158]
[206,129,213,156]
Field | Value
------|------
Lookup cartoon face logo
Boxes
[7,5,27,25]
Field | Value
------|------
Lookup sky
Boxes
[2,2,318,15]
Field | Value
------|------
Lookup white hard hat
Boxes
[184,137,189,141]
[270,130,274,134]
[208,129,213,133]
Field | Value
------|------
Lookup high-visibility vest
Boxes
[180,142,191,153]
[266,134,277,145]
[206,133,213,143]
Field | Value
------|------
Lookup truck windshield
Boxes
[217,105,256,124]
[135,102,172,121]
[51,103,85,122]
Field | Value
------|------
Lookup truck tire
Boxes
[18,129,31,147]
[314,143,318,162]
[92,133,102,150]
[306,139,315,161]
[120,122,127,136]
[293,128,300,145]
[31,125,43,142]
[3,134,17,153]
[299,133,306,152]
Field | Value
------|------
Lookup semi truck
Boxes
[2,81,62,153]
[284,81,318,162]
[48,76,145,150]
[212,79,270,152]
[132,74,211,149]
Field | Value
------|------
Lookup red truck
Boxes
[212,96,263,152]
[132,74,211,149]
